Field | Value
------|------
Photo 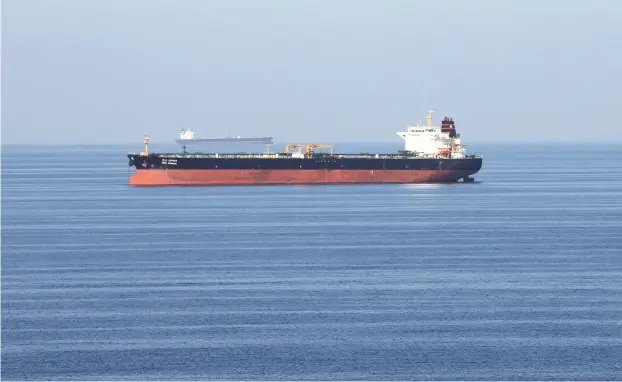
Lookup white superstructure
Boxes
[397,111,466,159]
[180,129,196,140]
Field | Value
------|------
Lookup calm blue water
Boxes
[2,142,621,380]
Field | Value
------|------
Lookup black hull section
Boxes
[128,154,483,173]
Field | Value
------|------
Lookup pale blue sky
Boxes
[2,0,621,145]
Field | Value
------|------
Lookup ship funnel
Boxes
[441,117,457,137]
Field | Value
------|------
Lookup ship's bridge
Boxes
[397,111,443,155]
[396,111,465,158]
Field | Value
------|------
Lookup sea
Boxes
[1,142,621,381]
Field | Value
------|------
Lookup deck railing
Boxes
[128,152,482,160]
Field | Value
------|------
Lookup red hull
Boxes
[129,169,475,186]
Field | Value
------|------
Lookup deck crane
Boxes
[285,144,335,156]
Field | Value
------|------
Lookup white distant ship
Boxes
[175,129,274,146]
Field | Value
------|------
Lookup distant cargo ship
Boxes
[127,111,482,186]
[175,129,274,147]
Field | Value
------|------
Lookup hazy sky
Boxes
[2,0,621,145]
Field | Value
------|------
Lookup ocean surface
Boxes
[2,142,621,381]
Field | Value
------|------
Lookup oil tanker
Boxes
[127,111,482,186]
[176,129,274,149]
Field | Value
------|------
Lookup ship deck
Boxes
[128,152,482,160]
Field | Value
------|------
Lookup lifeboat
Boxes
[438,149,450,156]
